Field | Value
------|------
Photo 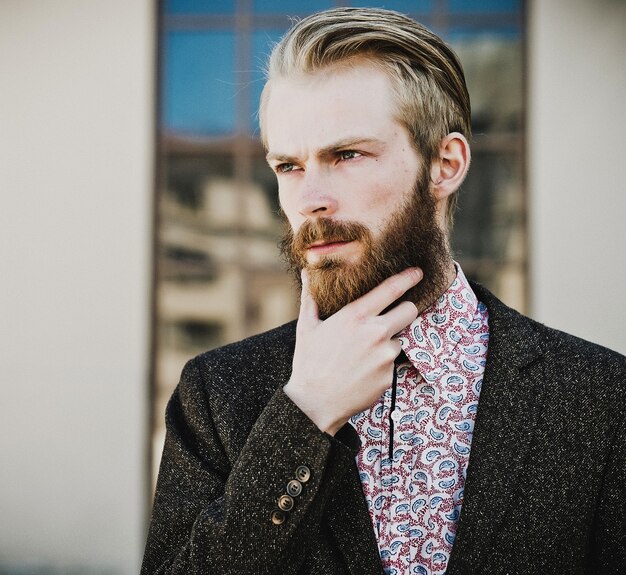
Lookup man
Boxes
[142,8,626,575]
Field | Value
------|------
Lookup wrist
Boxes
[283,380,345,436]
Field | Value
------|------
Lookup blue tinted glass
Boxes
[254,0,332,13]
[250,30,286,134]
[449,0,519,12]
[165,0,235,15]
[163,31,236,135]
[346,0,433,12]
[447,26,520,41]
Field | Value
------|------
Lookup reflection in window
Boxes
[161,319,224,352]
[153,1,527,481]
[456,35,523,133]
[165,0,236,15]
[449,0,520,13]
[163,31,236,135]
[254,0,333,14]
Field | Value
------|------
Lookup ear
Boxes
[429,132,471,202]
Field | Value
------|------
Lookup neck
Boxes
[415,257,456,316]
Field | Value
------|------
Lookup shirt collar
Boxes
[397,263,479,381]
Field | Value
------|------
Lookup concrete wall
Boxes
[528,0,626,355]
[0,1,154,573]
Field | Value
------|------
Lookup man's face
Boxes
[264,61,450,317]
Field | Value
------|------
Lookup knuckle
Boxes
[380,352,394,368]
[400,300,418,320]
[352,309,368,324]
[369,320,389,343]
[400,299,418,312]
[385,343,400,363]
[368,317,389,345]
[386,277,407,300]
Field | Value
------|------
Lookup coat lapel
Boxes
[448,283,547,570]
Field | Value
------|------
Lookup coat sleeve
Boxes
[140,356,360,575]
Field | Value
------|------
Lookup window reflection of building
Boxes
[154,0,525,480]
[155,137,297,468]
[452,33,525,311]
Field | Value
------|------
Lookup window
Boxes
[152,0,526,478]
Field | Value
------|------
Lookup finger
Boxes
[346,267,423,317]
[390,338,403,361]
[297,269,320,329]
[381,300,419,338]
[382,339,403,374]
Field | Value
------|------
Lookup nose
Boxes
[298,171,338,218]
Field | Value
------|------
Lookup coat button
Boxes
[287,479,302,497]
[277,494,294,511]
[295,465,311,483]
[270,509,286,525]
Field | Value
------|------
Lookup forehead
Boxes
[264,62,403,155]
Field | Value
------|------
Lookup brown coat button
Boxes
[295,465,311,483]
[270,509,286,525]
[277,494,294,511]
[287,479,302,497]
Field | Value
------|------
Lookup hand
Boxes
[284,267,422,435]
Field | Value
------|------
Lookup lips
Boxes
[307,239,352,249]
[306,239,354,254]
[288,219,370,262]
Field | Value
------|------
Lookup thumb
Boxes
[298,269,320,330]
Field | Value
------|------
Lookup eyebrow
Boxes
[266,136,382,163]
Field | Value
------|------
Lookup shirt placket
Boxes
[376,383,395,544]
[385,366,416,569]
[357,265,487,575]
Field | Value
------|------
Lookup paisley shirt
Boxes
[351,266,489,575]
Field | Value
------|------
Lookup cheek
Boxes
[369,189,413,235]
[278,192,302,231]
[359,183,404,221]
[278,186,293,216]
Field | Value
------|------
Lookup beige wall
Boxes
[0,1,153,573]
[528,0,626,354]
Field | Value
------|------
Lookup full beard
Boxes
[279,168,452,319]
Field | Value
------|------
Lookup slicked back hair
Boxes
[260,7,471,227]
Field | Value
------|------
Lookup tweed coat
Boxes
[141,283,626,574]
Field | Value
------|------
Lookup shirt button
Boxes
[270,509,286,525]
[287,479,302,497]
[391,410,402,423]
[295,465,311,483]
[277,494,294,511]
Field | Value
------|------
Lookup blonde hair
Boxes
[260,7,471,226]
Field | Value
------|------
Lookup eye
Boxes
[339,150,361,161]
[275,163,298,174]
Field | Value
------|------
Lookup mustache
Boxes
[290,218,371,253]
